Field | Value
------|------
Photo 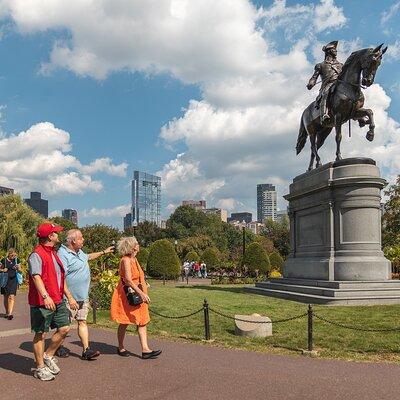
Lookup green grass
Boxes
[91,281,400,363]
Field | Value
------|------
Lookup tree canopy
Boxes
[243,242,271,277]
[147,239,181,279]
[261,217,290,258]
[0,194,43,256]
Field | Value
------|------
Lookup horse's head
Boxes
[361,44,387,87]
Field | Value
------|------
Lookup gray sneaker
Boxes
[43,354,60,375]
[33,366,55,381]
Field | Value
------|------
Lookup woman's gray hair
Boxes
[66,229,82,244]
[117,236,139,256]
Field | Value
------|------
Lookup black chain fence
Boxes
[91,299,400,354]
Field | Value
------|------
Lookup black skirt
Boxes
[1,258,18,296]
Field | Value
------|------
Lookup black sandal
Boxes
[117,349,130,357]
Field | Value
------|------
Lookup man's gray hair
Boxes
[66,229,82,244]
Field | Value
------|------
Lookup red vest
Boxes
[28,244,65,306]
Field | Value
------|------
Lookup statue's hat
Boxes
[322,40,338,52]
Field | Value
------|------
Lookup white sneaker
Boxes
[33,366,55,381]
[43,354,60,375]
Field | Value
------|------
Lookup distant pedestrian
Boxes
[28,222,77,381]
[110,236,161,359]
[0,248,22,319]
[57,229,114,360]
[200,262,207,279]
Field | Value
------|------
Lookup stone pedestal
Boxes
[246,158,400,305]
[234,314,272,338]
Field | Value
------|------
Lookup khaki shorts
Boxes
[67,299,90,321]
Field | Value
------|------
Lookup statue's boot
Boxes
[320,99,330,125]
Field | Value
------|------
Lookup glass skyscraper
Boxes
[257,184,277,222]
[131,171,161,227]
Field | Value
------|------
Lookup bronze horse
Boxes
[296,44,387,170]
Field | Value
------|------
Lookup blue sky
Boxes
[0,0,399,228]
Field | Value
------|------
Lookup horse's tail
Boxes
[296,115,308,155]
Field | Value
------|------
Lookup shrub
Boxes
[201,247,221,271]
[269,251,284,273]
[136,248,149,270]
[184,250,200,263]
[243,242,270,277]
[90,269,119,308]
[147,239,181,279]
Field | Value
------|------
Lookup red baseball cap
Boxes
[37,223,64,238]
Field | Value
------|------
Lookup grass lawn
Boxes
[91,280,400,363]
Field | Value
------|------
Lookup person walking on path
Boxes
[0,248,22,320]
[28,222,78,381]
[57,229,114,360]
[110,236,161,360]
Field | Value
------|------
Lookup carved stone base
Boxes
[246,158,398,305]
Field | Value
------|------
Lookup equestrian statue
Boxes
[296,41,387,170]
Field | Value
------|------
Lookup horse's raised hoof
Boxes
[358,120,366,128]
[366,131,374,142]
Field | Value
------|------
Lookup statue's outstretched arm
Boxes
[307,64,320,90]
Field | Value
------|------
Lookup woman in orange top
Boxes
[110,236,161,359]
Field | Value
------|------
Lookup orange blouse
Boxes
[110,256,150,326]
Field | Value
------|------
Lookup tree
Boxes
[147,239,180,279]
[134,221,165,247]
[80,224,122,253]
[382,176,400,248]
[242,242,271,277]
[0,194,43,256]
[269,251,284,273]
[201,247,221,271]
[50,216,78,243]
[261,217,290,258]
[136,247,149,270]
[176,235,214,259]
[184,250,200,262]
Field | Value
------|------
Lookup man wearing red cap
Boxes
[28,222,78,381]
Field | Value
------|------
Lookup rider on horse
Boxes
[307,41,343,125]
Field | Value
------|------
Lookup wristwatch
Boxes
[42,293,48,300]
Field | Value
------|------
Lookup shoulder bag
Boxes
[121,266,144,306]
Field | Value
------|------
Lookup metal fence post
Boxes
[92,299,98,325]
[308,304,313,351]
[203,299,211,340]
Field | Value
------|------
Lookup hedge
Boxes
[243,242,270,277]
[147,239,181,279]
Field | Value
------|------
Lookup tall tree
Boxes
[261,217,290,258]
[382,176,400,248]
[0,194,43,255]
[133,221,165,247]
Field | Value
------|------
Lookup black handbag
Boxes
[121,271,144,306]
[123,284,143,306]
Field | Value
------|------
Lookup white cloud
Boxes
[381,2,400,25]
[0,122,127,196]
[79,157,128,177]
[49,210,61,218]
[313,0,346,33]
[81,204,131,218]
[1,0,398,218]
[386,40,400,60]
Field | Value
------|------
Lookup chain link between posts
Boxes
[208,307,309,324]
[149,307,203,319]
[313,313,400,332]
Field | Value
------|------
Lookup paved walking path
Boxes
[1,293,400,399]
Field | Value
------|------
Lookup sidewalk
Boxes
[1,293,400,400]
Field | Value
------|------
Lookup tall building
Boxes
[123,212,132,231]
[24,192,48,218]
[182,200,206,211]
[132,171,161,227]
[62,209,78,225]
[0,186,14,196]
[228,212,252,224]
[257,184,277,222]
[276,209,288,223]
[204,207,228,223]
